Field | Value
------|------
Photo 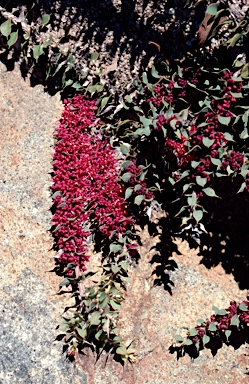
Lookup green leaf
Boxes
[237,182,246,194]
[122,172,132,182]
[99,296,109,308]
[140,116,152,128]
[225,329,231,340]
[196,176,207,187]
[134,128,144,136]
[95,329,104,340]
[239,302,248,311]
[179,170,189,181]
[90,312,101,326]
[120,261,129,271]
[227,32,243,47]
[211,158,221,167]
[59,323,70,332]
[100,96,110,110]
[191,161,200,169]
[206,3,218,15]
[241,63,249,79]
[212,306,220,315]
[91,52,99,61]
[240,164,249,178]
[187,196,197,207]
[125,187,133,199]
[234,60,244,68]
[59,278,71,288]
[122,161,133,169]
[135,195,144,205]
[226,165,234,176]
[58,317,69,325]
[202,137,215,148]
[113,335,122,343]
[52,190,62,199]
[143,125,150,136]
[33,44,44,60]
[240,129,249,140]
[195,341,200,351]
[196,318,205,324]
[203,334,210,345]
[151,65,160,78]
[203,187,219,198]
[193,209,203,223]
[124,95,132,103]
[116,345,127,355]
[134,184,142,192]
[41,14,50,26]
[189,328,198,337]
[7,30,18,47]
[0,19,11,37]
[142,72,148,84]
[184,338,193,346]
[110,300,121,310]
[175,335,184,342]
[216,172,226,177]
[169,177,175,185]
[120,144,129,155]
[218,115,231,126]
[218,309,228,315]
[110,244,122,253]
[183,183,192,193]
[99,291,107,302]
[174,205,187,217]
[230,314,240,326]
[242,111,248,127]
[224,132,234,141]
[72,82,82,89]
[208,322,217,332]
[64,79,73,87]
[76,327,87,339]
[111,264,121,274]
[230,92,242,99]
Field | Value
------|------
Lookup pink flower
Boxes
[52,95,135,275]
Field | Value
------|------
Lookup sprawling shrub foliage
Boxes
[1,0,249,365]
[113,60,249,231]
[52,95,140,362]
[172,299,249,358]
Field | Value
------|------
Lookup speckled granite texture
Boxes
[0,62,248,384]
[0,63,87,384]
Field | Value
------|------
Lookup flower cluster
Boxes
[161,70,244,185]
[183,299,249,348]
[148,67,201,108]
[125,161,154,201]
[52,95,135,275]
[156,114,167,131]
[148,85,168,106]
[222,151,245,172]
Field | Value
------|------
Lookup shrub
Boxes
[172,299,249,358]
[113,59,249,233]
[52,95,139,362]
[52,95,135,276]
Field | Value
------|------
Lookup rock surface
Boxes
[0,62,86,384]
[0,62,248,383]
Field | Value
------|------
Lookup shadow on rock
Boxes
[149,215,178,295]
[197,178,249,290]
[169,326,249,360]
[0,0,206,94]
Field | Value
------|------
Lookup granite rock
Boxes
[0,62,248,384]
